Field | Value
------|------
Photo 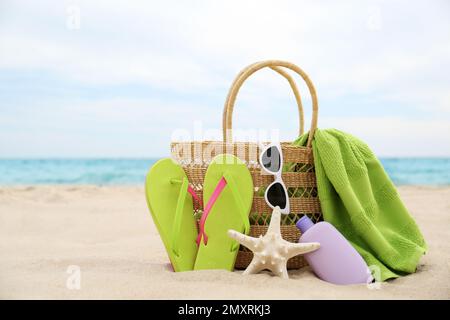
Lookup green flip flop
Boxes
[145,158,199,272]
[194,154,254,271]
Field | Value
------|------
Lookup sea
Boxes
[0,158,449,186]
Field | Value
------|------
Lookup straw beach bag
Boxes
[171,60,322,269]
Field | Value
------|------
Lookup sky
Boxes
[0,0,449,158]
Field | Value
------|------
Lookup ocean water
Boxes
[380,158,450,185]
[0,158,449,186]
[0,159,157,185]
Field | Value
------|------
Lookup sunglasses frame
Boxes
[259,142,290,215]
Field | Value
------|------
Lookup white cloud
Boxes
[319,116,450,157]
[0,0,449,156]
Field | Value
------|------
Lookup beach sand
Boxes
[0,185,448,299]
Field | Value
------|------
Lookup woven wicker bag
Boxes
[171,60,322,269]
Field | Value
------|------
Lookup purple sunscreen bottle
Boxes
[296,216,373,285]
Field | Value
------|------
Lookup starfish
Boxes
[228,207,320,279]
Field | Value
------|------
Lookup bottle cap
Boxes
[296,215,314,233]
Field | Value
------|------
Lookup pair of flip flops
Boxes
[145,154,254,272]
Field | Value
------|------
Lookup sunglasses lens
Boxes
[261,146,281,173]
[266,182,287,210]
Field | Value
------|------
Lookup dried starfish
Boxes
[228,207,320,279]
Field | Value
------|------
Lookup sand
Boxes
[0,185,448,300]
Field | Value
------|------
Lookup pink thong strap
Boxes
[196,177,227,245]
[187,185,200,204]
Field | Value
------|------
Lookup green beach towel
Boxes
[295,129,427,281]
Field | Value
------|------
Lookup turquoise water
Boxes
[380,158,450,185]
[0,159,157,185]
[0,158,449,186]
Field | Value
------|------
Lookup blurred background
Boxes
[0,0,449,185]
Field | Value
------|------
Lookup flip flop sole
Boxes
[194,154,253,271]
[145,158,198,272]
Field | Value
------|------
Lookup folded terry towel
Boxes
[295,129,427,281]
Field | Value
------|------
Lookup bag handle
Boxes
[222,62,305,137]
[222,60,318,148]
